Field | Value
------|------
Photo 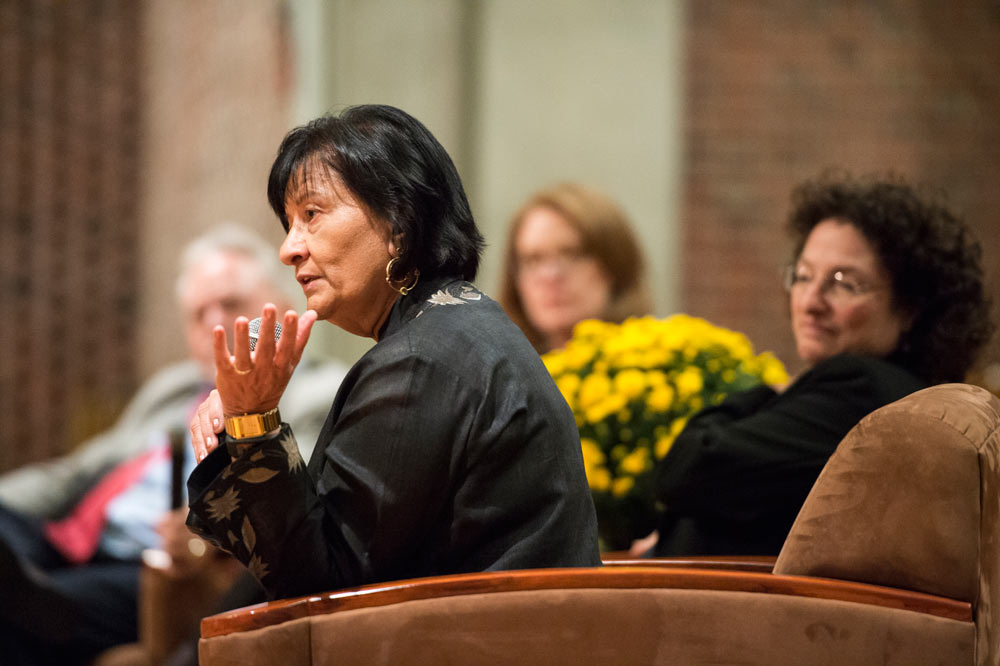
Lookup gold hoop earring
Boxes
[385,256,400,282]
[385,257,420,296]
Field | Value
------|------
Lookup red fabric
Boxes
[44,445,170,564]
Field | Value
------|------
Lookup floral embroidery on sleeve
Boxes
[192,424,305,583]
[206,487,241,522]
[279,430,305,472]
[248,553,270,581]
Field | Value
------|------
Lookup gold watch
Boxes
[224,407,281,439]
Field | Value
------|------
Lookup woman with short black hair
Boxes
[188,105,601,600]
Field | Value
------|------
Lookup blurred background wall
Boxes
[682,2,1000,380]
[1,1,143,472]
[2,0,997,471]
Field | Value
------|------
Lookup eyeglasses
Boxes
[517,247,592,277]
[783,265,886,301]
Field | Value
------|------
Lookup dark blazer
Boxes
[653,354,927,556]
[189,277,600,600]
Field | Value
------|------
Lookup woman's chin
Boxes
[304,296,335,322]
[797,344,836,366]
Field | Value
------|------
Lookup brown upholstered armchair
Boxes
[196,383,1000,665]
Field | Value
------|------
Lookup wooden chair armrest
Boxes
[201,566,971,639]
[601,555,776,572]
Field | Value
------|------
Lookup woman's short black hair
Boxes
[267,104,484,282]
[787,172,994,384]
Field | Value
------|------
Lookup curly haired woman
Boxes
[651,173,994,556]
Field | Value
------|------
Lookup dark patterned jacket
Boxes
[188,276,600,599]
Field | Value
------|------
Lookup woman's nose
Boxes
[800,279,830,312]
[535,260,565,281]
[280,226,306,266]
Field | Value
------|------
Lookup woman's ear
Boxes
[389,232,406,258]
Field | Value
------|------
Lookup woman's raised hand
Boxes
[190,304,317,462]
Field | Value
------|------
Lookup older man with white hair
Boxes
[0,224,346,664]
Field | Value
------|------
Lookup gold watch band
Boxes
[224,407,281,439]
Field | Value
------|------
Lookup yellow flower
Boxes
[555,374,581,407]
[655,433,675,459]
[613,368,646,401]
[675,366,704,399]
[564,341,598,371]
[588,466,611,492]
[584,393,627,424]
[541,352,566,377]
[646,370,668,387]
[639,348,671,368]
[579,373,612,409]
[542,313,788,544]
[611,476,635,498]
[647,384,676,412]
[760,352,791,386]
[619,446,650,475]
[580,437,605,470]
[573,318,614,340]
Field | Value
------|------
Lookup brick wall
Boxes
[681,1,1000,381]
[0,0,290,473]
[0,0,141,471]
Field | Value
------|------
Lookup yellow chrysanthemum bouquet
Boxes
[542,315,789,551]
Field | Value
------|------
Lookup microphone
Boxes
[248,317,283,352]
[168,427,187,510]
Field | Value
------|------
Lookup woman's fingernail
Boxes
[212,418,220,429]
